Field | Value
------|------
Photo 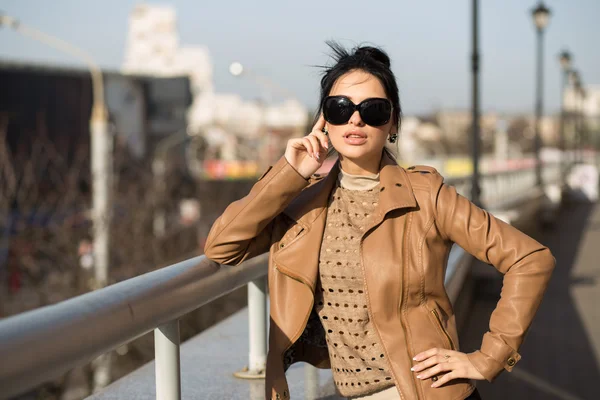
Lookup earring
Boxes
[322,127,329,136]
[388,133,398,143]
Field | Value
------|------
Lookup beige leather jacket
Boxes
[204,152,555,400]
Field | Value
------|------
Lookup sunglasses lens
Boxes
[360,99,392,126]
[323,96,354,125]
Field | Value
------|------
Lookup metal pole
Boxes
[91,106,111,288]
[152,158,167,238]
[578,90,585,163]
[534,27,545,187]
[155,320,181,400]
[305,364,319,399]
[248,277,267,374]
[470,0,482,206]
[559,70,568,184]
[90,106,112,395]
[234,276,267,379]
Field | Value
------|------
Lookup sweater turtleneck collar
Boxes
[337,168,380,191]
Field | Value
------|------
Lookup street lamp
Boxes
[569,70,584,163]
[558,50,572,180]
[229,61,244,77]
[578,86,587,162]
[531,1,551,187]
[0,13,112,391]
[470,0,482,207]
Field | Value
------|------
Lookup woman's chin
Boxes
[337,145,379,161]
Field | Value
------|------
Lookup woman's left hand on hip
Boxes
[411,348,485,388]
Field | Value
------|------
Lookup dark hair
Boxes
[315,41,402,131]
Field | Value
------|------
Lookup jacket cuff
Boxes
[468,333,521,382]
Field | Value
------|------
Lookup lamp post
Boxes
[569,70,583,163]
[0,13,112,391]
[470,0,482,207]
[577,85,587,163]
[558,50,572,181]
[531,2,551,187]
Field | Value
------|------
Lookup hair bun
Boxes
[354,46,391,68]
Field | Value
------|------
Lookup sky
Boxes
[0,0,599,116]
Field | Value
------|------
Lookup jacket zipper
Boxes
[359,213,415,400]
[431,308,455,351]
[396,213,420,399]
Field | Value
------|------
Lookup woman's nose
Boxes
[348,110,365,126]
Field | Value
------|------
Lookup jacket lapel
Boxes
[273,161,340,291]
[273,151,418,292]
[364,151,418,232]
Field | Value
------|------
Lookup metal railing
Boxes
[0,254,268,399]
[0,161,568,400]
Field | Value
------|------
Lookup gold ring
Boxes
[444,354,450,359]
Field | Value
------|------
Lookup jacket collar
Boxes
[283,151,417,227]
[276,151,417,292]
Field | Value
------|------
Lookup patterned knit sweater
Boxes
[314,169,395,397]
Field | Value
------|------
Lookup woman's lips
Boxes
[343,131,367,145]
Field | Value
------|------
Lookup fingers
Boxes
[312,113,326,133]
[411,354,451,372]
[301,137,315,159]
[306,135,323,160]
[431,370,459,388]
[414,347,449,362]
[411,348,480,388]
[414,361,452,380]
[310,130,329,150]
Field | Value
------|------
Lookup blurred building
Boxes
[0,59,190,162]
[121,3,309,172]
[434,110,499,154]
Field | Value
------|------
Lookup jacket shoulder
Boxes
[405,165,443,188]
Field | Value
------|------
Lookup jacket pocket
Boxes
[426,303,455,351]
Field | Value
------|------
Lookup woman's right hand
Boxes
[284,115,329,179]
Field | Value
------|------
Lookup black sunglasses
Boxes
[322,95,393,126]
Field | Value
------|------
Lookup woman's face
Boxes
[325,70,395,162]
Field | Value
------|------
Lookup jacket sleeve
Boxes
[203,156,310,266]
[430,172,556,382]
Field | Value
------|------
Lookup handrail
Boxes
[0,254,269,399]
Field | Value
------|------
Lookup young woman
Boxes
[204,43,555,400]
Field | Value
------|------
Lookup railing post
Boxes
[304,364,319,399]
[234,277,267,379]
[155,320,181,400]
